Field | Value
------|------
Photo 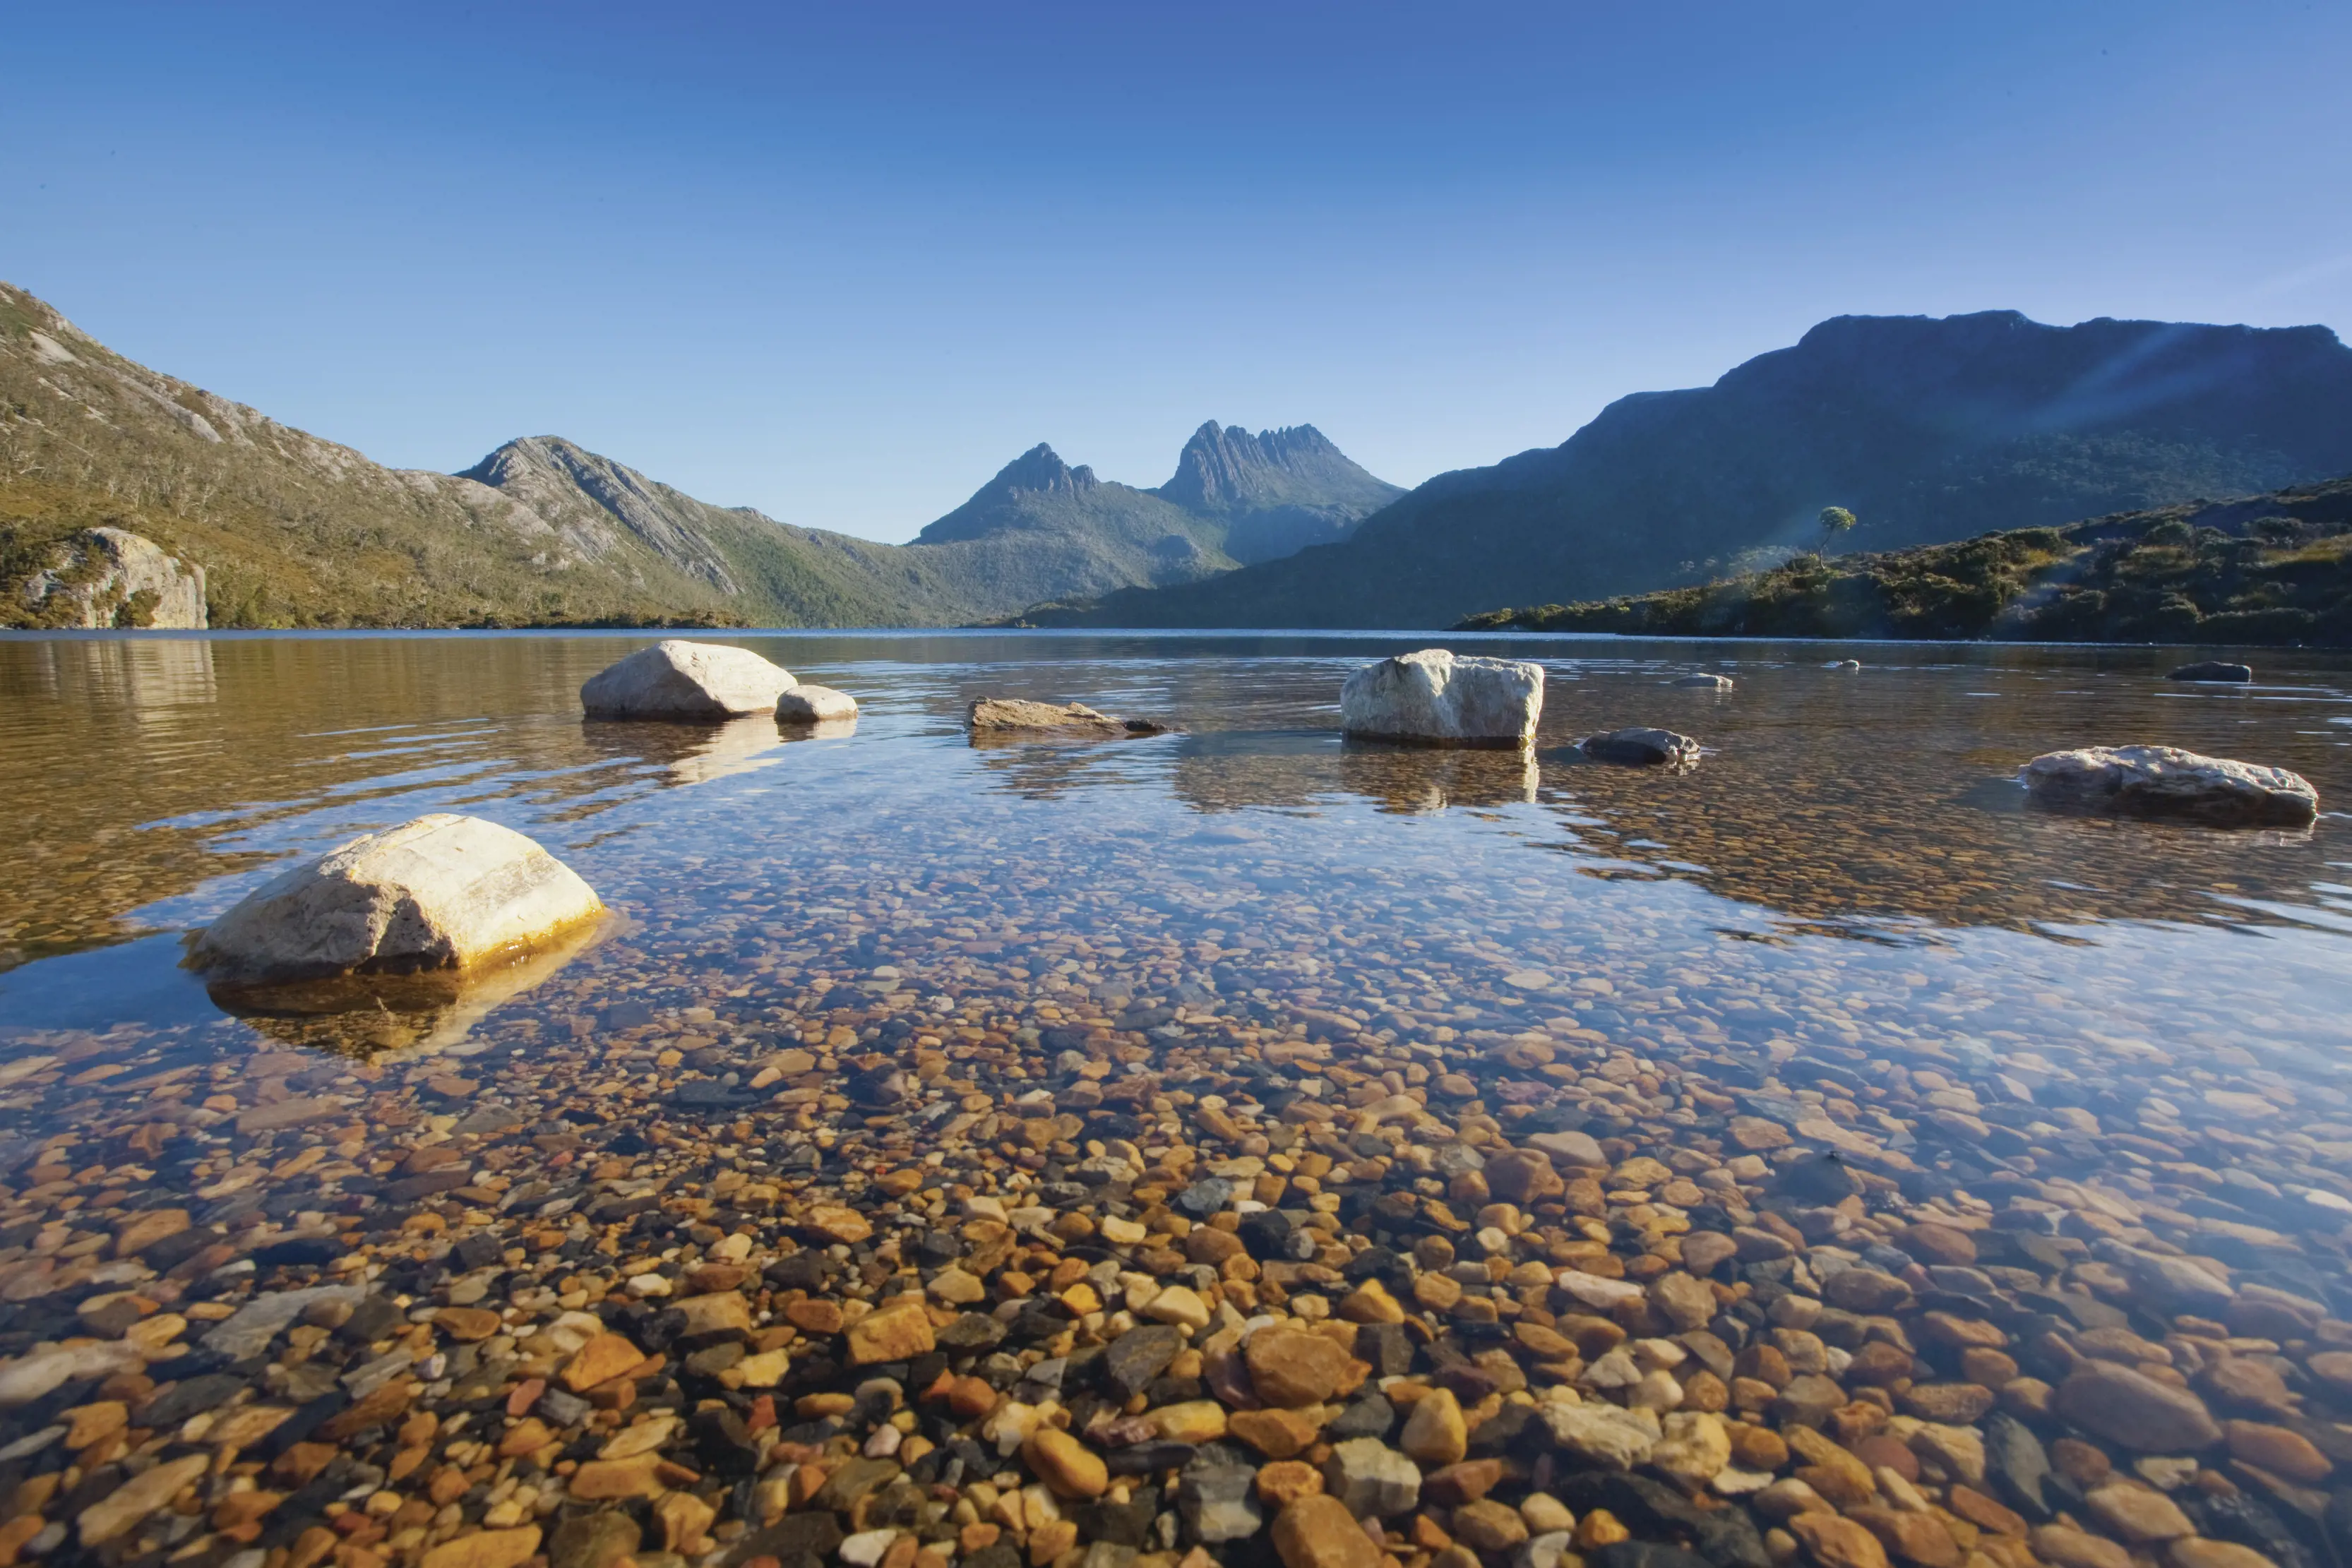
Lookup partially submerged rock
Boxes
[2019,746,2317,827]
[2167,662,2252,683]
[1829,659,1862,670]
[777,684,859,723]
[1578,728,1702,767]
[1340,649,1544,748]
[967,698,1164,736]
[1672,673,1733,690]
[205,913,608,1056]
[580,640,794,719]
[191,814,604,983]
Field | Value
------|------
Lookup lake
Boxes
[0,629,2347,1567]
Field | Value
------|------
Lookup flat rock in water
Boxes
[777,684,859,722]
[1578,728,1702,768]
[191,815,604,982]
[204,1285,366,1362]
[0,1341,145,1407]
[968,699,1130,735]
[2053,1362,2222,1453]
[580,640,795,719]
[2019,746,2317,827]
[1539,1400,1661,1468]
[1672,674,1734,690]
[1340,648,1544,748]
[79,1454,210,1546]
[2167,662,2252,683]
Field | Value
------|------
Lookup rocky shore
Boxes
[0,974,2344,1568]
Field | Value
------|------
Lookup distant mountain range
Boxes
[0,282,1397,628]
[1021,311,2352,628]
[10,286,2352,635]
[903,429,1400,607]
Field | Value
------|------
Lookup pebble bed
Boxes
[1,636,2351,1568]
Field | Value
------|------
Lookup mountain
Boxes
[453,436,982,626]
[1459,477,2352,645]
[903,427,1404,607]
[909,443,1238,600]
[1150,421,1403,563]
[0,281,1399,628]
[1020,311,2352,629]
[0,282,961,628]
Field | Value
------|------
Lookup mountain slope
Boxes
[455,436,989,626]
[0,282,967,628]
[1024,311,2352,628]
[1458,477,2352,645]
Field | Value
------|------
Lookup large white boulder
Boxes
[1340,649,1544,748]
[191,814,604,982]
[2020,745,2317,827]
[19,527,207,629]
[580,640,794,719]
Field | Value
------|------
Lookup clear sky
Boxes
[7,2,2350,542]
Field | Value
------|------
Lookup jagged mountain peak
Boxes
[986,443,1098,498]
[1154,421,1396,517]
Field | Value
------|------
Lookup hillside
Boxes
[455,436,985,626]
[0,282,1399,628]
[0,283,956,628]
[1457,477,2352,645]
[1019,311,2352,629]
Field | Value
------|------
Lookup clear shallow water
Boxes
[2,628,2351,1174]
[10,630,2352,1568]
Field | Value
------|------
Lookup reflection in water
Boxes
[16,635,218,712]
[0,632,2347,1074]
[583,715,784,787]
[578,714,862,790]
[1,634,2346,966]
[967,728,1171,800]
[1166,732,1540,815]
[201,911,614,1057]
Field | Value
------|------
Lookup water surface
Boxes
[2,629,2349,1206]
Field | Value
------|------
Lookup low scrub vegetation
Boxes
[1460,479,2352,645]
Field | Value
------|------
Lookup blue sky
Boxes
[8,1,2350,542]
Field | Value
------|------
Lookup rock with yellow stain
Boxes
[849,1303,936,1365]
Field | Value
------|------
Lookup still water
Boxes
[1,628,2349,1192]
